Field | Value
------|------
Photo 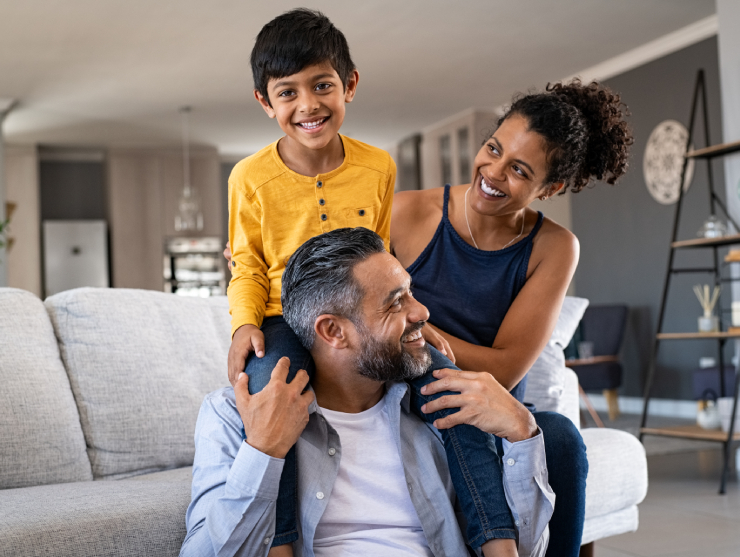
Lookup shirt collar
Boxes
[307,381,411,415]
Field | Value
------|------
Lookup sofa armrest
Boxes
[580,428,648,543]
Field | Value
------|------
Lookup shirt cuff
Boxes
[230,313,262,338]
[226,440,285,501]
[500,427,547,482]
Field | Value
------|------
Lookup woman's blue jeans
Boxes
[242,316,587,554]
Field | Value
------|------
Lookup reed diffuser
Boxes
[693,284,720,332]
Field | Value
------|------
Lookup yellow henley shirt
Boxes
[227,135,396,337]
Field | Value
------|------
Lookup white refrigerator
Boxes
[43,220,109,296]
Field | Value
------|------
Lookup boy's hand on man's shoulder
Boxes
[228,325,266,386]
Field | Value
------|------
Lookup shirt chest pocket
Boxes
[340,206,376,230]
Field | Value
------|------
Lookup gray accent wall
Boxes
[572,37,727,400]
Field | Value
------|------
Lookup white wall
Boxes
[4,145,41,296]
[718,0,740,225]
[0,112,7,286]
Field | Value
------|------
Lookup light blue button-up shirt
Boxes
[180,383,554,557]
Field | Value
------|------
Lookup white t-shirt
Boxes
[314,396,434,557]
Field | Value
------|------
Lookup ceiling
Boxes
[0,0,716,156]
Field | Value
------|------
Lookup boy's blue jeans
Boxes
[243,316,587,554]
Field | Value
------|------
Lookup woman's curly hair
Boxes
[499,79,633,193]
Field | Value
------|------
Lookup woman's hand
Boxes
[224,242,233,274]
[228,324,265,386]
[420,368,537,442]
[422,323,455,363]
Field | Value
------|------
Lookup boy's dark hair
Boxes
[251,8,356,104]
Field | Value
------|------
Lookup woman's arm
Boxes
[429,224,579,390]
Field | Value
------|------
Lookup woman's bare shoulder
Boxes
[391,187,446,261]
[535,215,580,259]
[392,187,446,235]
[393,187,445,220]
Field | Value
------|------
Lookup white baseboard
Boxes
[581,394,698,420]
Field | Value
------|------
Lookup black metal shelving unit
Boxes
[639,69,740,494]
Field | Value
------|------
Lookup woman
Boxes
[391,79,632,556]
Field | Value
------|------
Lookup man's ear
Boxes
[314,314,352,349]
[344,69,360,104]
[254,89,276,118]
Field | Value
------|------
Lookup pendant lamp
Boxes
[175,106,204,232]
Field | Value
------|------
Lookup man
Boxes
[180,228,554,557]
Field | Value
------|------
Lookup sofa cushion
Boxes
[45,288,231,479]
[549,296,590,350]
[0,472,191,557]
[0,288,92,488]
[525,296,588,415]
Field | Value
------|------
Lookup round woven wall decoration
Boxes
[643,119,695,205]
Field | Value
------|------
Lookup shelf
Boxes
[671,233,740,249]
[566,355,619,366]
[641,425,740,442]
[686,139,740,159]
[657,332,740,340]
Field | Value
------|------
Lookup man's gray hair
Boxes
[281,227,386,349]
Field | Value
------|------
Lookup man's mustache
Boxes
[402,321,426,340]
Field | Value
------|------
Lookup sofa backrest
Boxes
[0,288,93,489]
[45,288,231,479]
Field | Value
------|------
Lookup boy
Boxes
[225,9,520,557]
[227,9,396,386]
[226,9,398,554]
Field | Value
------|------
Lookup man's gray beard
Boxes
[353,322,432,382]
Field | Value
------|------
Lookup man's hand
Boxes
[224,242,233,274]
[235,357,314,459]
[420,368,537,443]
[228,324,265,386]
[421,323,455,363]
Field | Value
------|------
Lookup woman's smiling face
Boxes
[470,114,553,216]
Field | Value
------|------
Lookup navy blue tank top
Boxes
[407,185,544,402]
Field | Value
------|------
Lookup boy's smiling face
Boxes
[255,62,359,154]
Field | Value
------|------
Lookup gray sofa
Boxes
[0,287,647,556]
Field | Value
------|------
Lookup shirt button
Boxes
[321,214,327,221]
[316,491,325,500]
[317,181,323,188]
[263,537,270,545]
[507,458,515,466]
[359,209,365,216]
[319,198,325,205]
[328,448,336,456]
[231,261,236,267]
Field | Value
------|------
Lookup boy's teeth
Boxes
[299,118,326,129]
[481,177,506,197]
